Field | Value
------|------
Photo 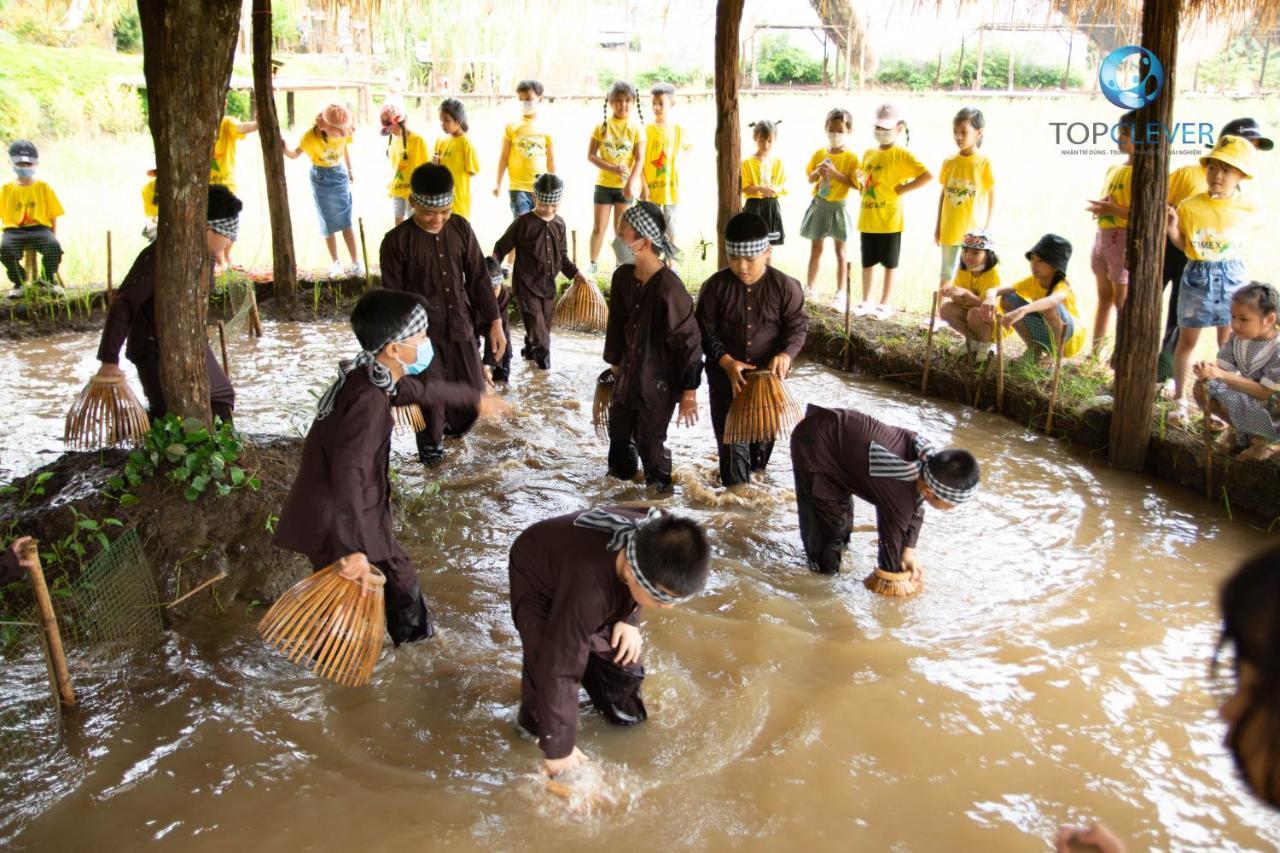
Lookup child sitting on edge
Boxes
[491,173,590,370]
[741,120,786,245]
[1,140,64,298]
[985,234,1086,364]
[937,229,1002,360]
[480,257,513,384]
[274,289,508,645]
[1193,282,1280,462]
[508,506,710,776]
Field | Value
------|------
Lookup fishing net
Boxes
[220,273,259,338]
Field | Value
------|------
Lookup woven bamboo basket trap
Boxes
[723,370,802,446]
[63,373,151,450]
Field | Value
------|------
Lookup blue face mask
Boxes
[13,166,35,179]
[402,337,434,375]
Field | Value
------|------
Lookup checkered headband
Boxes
[534,185,563,205]
[411,190,453,209]
[208,215,240,241]
[868,435,978,505]
[724,236,770,258]
[622,205,675,259]
[573,507,695,605]
[315,304,429,420]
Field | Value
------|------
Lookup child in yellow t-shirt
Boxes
[141,167,158,243]
[494,79,554,219]
[1085,110,1136,354]
[210,109,258,194]
[380,103,431,225]
[434,98,480,220]
[741,120,786,245]
[642,83,691,255]
[935,108,994,291]
[799,108,859,305]
[938,229,1002,359]
[283,104,362,278]
[987,234,1085,363]
[1,140,64,297]
[856,103,931,319]
[588,80,645,271]
[1166,134,1259,410]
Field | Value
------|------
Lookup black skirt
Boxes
[743,197,785,245]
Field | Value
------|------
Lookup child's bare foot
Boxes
[1236,440,1280,463]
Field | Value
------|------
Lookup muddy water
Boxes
[2,321,1278,851]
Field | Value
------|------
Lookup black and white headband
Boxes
[314,304,429,420]
[411,190,453,210]
[573,507,695,605]
[868,435,978,505]
[622,205,674,259]
[534,186,563,205]
[724,236,771,258]
[208,215,240,241]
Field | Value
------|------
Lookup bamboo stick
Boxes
[106,230,114,305]
[572,230,579,267]
[249,287,264,337]
[217,321,230,378]
[842,261,852,370]
[995,327,1005,411]
[165,571,229,609]
[1198,380,1213,499]
[21,540,75,710]
[358,216,372,291]
[1045,326,1066,434]
[920,291,939,394]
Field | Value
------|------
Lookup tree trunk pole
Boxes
[253,0,298,309]
[139,0,241,427]
[714,0,746,269]
[21,540,75,710]
[1109,0,1180,470]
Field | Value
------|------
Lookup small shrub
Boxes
[113,11,142,53]
[0,82,42,139]
[84,83,146,136]
[109,415,260,504]
[225,89,252,120]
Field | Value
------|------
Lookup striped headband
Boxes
[534,185,563,205]
[208,215,239,241]
[868,435,978,505]
[622,205,675,259]
[315,304,429,420]
[724,236,770,258]
[573,507,695,605]
[411,190,453,210]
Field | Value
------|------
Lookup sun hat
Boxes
[1025,234,1072,275]
[315,104,354,138]
[1200,134,1255,179]
[873,103,901,129]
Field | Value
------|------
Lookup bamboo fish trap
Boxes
[864,568,919,598]
[63,373,151,450]
[592,369,614,440]
[257,563,387,687]
[723,371,802,446]
[391,403,426,434]
[554,278,609,332]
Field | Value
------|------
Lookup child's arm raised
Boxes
[237,121,259,135]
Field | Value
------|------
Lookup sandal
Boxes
[1165,401,1194,428]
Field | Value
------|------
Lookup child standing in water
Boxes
[1193,282,1280,461]
[641,83,689,254]
[855,102,931,319]
[985,234,1086,363]
[283,105,363,278]
[935,108,994,294]
[588,81,645,271]
[937,229,1002,360]
[1086,110,1136,354]
[741,120,787,245]
[380,103,430,226]
[800,108,859,306]
[434,98,480,221]
[494,80,554,218]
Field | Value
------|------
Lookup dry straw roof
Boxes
[1053,0,1279,30]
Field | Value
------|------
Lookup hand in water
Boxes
[1055,822,1126,853]
[336,552,376,596]
[768,353,792,381]
[676,393,698,428]
[544,746,589,777]
[901,548,925,588]
[476,394,512,419]
[719,355,756,396]
[610,622,642,666]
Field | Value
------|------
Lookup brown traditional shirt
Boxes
[491,212,580,299]
[603,264,703,408]
[96,243,163,364]
[695,266,808,368]
[790,405,925,572]
[379,217,499,344]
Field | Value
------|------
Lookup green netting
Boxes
[0,622,60,768]
[54,529,163,649]
[220,274,257,338]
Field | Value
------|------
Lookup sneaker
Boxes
[830,291,848,313]
[327,260,345,278]
[6,285,23,300]
[348,260,366,277]
[852,301,874,317]
[874,303,896,320]
[587,262,598,275]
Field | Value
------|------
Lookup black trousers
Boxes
[607,398,677,489]
[133,347,235,422]
[793,469,852,574]
[309,553,432,646]
[707,367,774,487]
[1158,239,1188,382]
[1,226,62,285]
[416,337,483,454]
[516,291,555,369]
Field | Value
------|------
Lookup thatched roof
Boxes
[1053,0,1280,30]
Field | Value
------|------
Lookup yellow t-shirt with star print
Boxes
[1,181,64,228]
[1175,191,1257,262]
[804,148,859,203]
[938,152,994,245]
[1096,163,1132,229]
[591,117,642,190]
[299,128,351,168]
[643,123,688,205]
[858,145,928,234]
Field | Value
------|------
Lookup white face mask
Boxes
[826,131,845,148]
[520,100,537,116]
[874,127,897,145]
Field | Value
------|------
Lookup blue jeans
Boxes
[1001,292,1075,353]
[509,190,534,217]
[1177,258,1246,328]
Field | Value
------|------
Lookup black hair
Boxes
[899,121,912,148]
[603,80,643,132]
[633,512,711,598]
[964,247,1000,273]
[1117,109,1139,141]
[410,163,453,196]
[484,256,506,282]
[953,107,985,147]
[725,212,769,243]
[350,289,427,352]
[439,98,469,133]
[650,82,675,98]
[534,172,564,195]
[516,79,544,97]
[824,108,852,132]
[1216,545,1280,807]
[1232,281,1279,316]
[207,183,243,220]
[750,119,780,142]
[924,449,980,494]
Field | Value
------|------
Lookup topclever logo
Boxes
[1099,46,1164,109]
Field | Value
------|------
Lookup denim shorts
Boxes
[509,190,534,217]
[1001,292,1075,352]
[310,165,352,236]
[1177,258,1246,328]
[593,185,630,206]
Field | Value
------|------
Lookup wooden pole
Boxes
[975,25,985,91]
[1045,327,1066,434]
[358,216,372,291]
[995,326,1004,411]
[217,320,230,377]
[249,288,263,337]
[286,90,295,129]
[105,230,113,304]
[920,291,939,394]
[252,0,299,309]
[21,540,75,710]
[1200,389,1214,499]
[713,0,746,269]
[572,230,578,267]
[842,261,852,370]
[845,21,854,89]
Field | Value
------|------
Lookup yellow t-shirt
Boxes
[210,116,246,192]
[938,152,994,245]
[434,133,481,220]
[504,118,551,192]
[741,156,787,200]
[804,148,859,203]
[387,130,431,199]
[643,123,688,205]
[954,265,1002,298]
[1012,275,1086,358]
[141,179,158,218]
[1175,191,1257,262]
[1096,163,1132,229]
[591,117,642,190]
[299,128,351,168]
[1167,164,1208,208]
[1,181,64,228]
[858,145,928,233]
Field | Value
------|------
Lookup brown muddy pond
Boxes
[1,321,1277,850]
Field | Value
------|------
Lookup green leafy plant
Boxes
[40,507,124,573]
[108,415,260,504]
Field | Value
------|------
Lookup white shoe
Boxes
[327,261,345,278]
[587,262,599,275]
[348,260,366,277]
[7,285,23,300]
[852,301,873,317]
[830,291,848,312]
[874,303,896,320]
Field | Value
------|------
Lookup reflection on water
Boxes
[1,322,1277,850]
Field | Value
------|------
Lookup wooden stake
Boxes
[165,571,229,609]
[358,216,372,291]
[842,261,852,370]
[21,540,75,710]
[572,230,579,267]
[995,328,1005,411]
[920,291,939,394]
[1045,327,1066,434]
[249,287,263,338]
[217,321,230,377]
[1198,380,1213,499]
[106,230,114,305]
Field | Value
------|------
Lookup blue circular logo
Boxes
[1099,46,1164,109]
